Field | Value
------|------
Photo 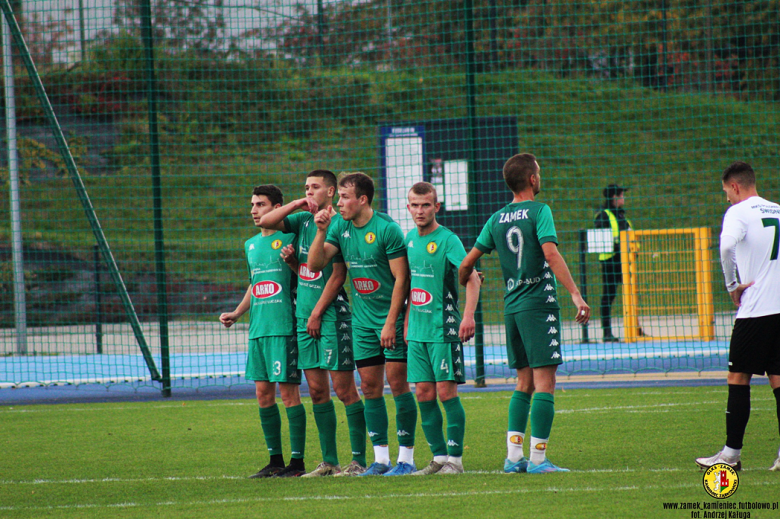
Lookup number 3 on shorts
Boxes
[273,361,281,376]
[440,358,449,373]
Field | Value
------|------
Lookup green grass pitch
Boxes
[2,385,779,518]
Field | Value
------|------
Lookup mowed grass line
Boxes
[2,386,779,518]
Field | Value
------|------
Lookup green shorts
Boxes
[407,340,466,384]
[505,308,563,369]
[297,318,355,371]
[245,336,301,384]
[352,320,407,362]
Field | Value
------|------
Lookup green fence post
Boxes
[0,0,161,381]
[464,0,486,388]
[139,0,171,397]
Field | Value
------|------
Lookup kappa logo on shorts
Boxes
[446,304,454,311]
[544,284,554,291]
[271,239,283,250]
[446,316,456,323]
[341,334,351,341]
[454,357,462,365]
[365,232,376,244]
[543,261,549,268]
[342,359,352,366]
[546,296,556,303]
[546,314,557,322]
[339,322,349,329]
[341,346,352,353]
[446,292,454,299]
[252,281,282,298]
[549,339,559,347]
[547,327,558,334]
[455,344,461,352]
[339,307,348,313]
[448,328,458,336]
[544,272,552,279]
[551,352,561,359]
[455,369,462,376]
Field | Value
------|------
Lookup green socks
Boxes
[442,396,465,457]
[419,399,447,457]
[313,400,339,466]
[259,404,283,456]
[364,397,389,446]
[345,400,367,467]
[530,392,555,440]
[285,404,307,460]
[508,390,532,433]
[394,392,418,448]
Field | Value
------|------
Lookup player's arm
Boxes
[541,242,590,324]
[280,244,299,274]
[459,269,481,342]
[382,255,410,349]
[307,208,339,272]
[307,261,347,339]
[720,233,753,307]
[459,247,484,286]
[258,198,318,231]
[219,285,252,328]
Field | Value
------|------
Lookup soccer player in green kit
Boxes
[459,154,590,474]
[258,170,368,477]
[405,182,482,475]
[308,172,418,476]
[219,185,307,478]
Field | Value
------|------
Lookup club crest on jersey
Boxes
[364,232,376,244]
[410,288,433,306]
[352,277,380,294]
[252,281,282,298]
[298,263,323,281]
[426,242,437,254]
[271,239,283,250]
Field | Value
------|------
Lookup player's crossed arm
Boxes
[307,207,339,272]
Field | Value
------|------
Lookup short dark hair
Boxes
[722,161,756,188]
[252,184,283,206]
[409,182,438,204]
[307,169,337,189]
[338,172,374,205]
[502,153,539,193]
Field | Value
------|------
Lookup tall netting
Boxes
[1,0,779,390]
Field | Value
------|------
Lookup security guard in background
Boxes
[595,184,631,342]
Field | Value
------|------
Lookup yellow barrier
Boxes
[620,227,714,343]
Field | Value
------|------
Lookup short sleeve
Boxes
[444,233,467,268]
[384,222,407,260]
[325,218,342,250]
[284,212,308,235]
[720,206,747,243]
[537,204,558,245]
[475,216,496,253]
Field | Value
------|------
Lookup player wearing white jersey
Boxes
[696,161,780,473]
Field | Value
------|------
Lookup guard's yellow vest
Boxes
[598,209,633,261]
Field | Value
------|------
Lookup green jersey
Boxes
[245,231,296,339]
[326,211,406,329]
[406,225,466,342]
[475,201,559,313]
[284,211,351,322]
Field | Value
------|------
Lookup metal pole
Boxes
[94,245,103,354]
[78,0,86,62]
[706,0,714,92]
[0,0,160,380]
[464,0,485,388]
[3,14,26,354]
[386,0,392,63]
[578,230,590,343]
[661,0,668,91]
[316,0,326,62]
[139,0,171,397]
